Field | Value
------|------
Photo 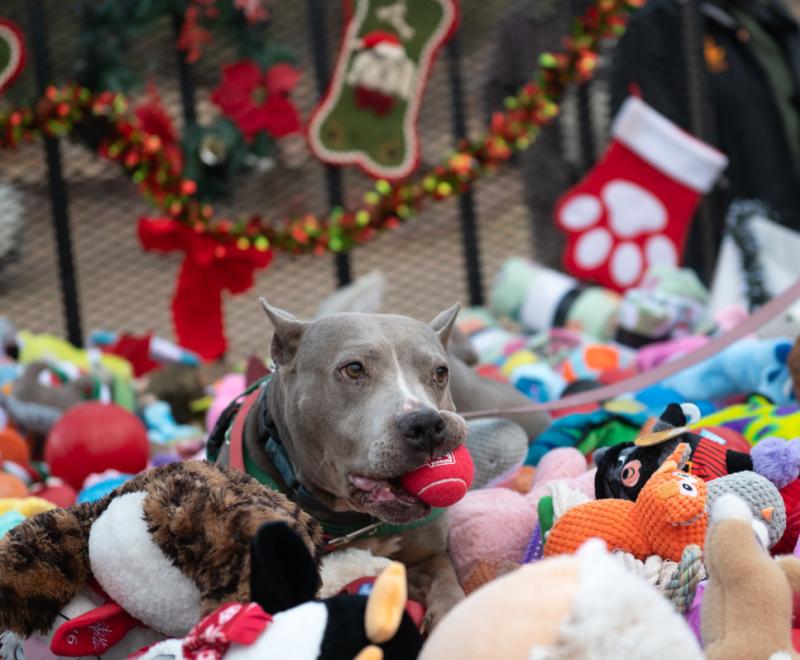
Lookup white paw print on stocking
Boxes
[560,179,678,288]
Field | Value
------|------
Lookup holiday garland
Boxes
[0,0,643,258]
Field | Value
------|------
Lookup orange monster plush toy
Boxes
[545,444,707,562]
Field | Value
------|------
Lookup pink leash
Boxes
[461,278,800,418]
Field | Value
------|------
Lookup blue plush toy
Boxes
[0,511,24,539]
[77,475,133,503]
[660,338,796,404]
[142,400,202,445]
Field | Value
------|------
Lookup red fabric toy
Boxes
[138,217,273,360]
[400,444,474,507]
[30,482,77,508]
[773,478,800,555]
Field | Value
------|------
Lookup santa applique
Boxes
[346,30,416,116]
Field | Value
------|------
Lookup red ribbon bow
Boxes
[182,603,272,660]
[138,217,273,360]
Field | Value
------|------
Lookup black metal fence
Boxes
[0,1,706,359]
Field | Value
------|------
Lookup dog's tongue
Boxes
[350,476,403,503]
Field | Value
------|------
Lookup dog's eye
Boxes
[434,366,449,384]
[341,362,366,379]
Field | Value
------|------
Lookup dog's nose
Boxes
[396,408,446,452]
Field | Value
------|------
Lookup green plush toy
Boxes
[695,395,800,444]
[307,0,458,179]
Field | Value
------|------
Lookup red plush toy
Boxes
[400,445,474,507]
[45,402,149,490]
[31,481,78,508]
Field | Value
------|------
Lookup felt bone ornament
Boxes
[307,0,458,180]
[0,461,322,655]
[131,522,423,660]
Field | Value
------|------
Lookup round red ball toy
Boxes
[45,402,149,490]
[400,444,474,508]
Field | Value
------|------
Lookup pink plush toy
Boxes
[401,445,474,507]
[447,447,596,585]
[205,374,246,432]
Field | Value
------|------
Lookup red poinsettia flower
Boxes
[211,61,301,141]
[135,84,177,146]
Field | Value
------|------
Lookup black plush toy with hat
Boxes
[594,403,800,500]
[132,522,423,660]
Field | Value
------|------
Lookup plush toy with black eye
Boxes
[594,403,798,500]
[132,522,423,660]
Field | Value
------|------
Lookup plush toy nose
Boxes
[762,507,774,522]
[657,481,679,500]
[396,408,446,452]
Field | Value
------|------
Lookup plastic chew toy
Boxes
[400,445,475,508]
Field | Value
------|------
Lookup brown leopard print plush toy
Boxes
[0,461,322,640]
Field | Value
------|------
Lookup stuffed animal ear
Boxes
[354,646,383,660]
[365,562,407,644]
[655,403,687,430]
[429,304,461,348]
[654,442,691,475]
[249,522,321,614]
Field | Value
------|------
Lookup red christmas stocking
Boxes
[555,97,728,291]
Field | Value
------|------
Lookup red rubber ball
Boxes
[45,402,149,490]
[400,444,474,508]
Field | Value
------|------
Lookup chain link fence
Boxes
[0,0,617,359]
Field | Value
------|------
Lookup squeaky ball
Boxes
[400,444,474,508]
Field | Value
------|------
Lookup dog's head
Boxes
[261,300,468,525]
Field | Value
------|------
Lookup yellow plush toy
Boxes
[0,497,55,517]
[702,493,800,659]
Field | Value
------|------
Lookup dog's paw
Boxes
[0,632,25,660]
[422,586,464,633]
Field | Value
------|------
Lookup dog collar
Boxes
[222,377,444,546]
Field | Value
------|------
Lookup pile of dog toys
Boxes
[0,255,799,659]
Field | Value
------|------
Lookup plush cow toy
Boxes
[131,522,423,660]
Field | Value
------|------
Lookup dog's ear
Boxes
[429,303,461,348]
[260,298,309,366]
[250,522,321,614]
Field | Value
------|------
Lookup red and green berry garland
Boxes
[0,0,642,359]
[0,0,643,258]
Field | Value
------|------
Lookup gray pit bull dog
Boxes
[212,300,472,628]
